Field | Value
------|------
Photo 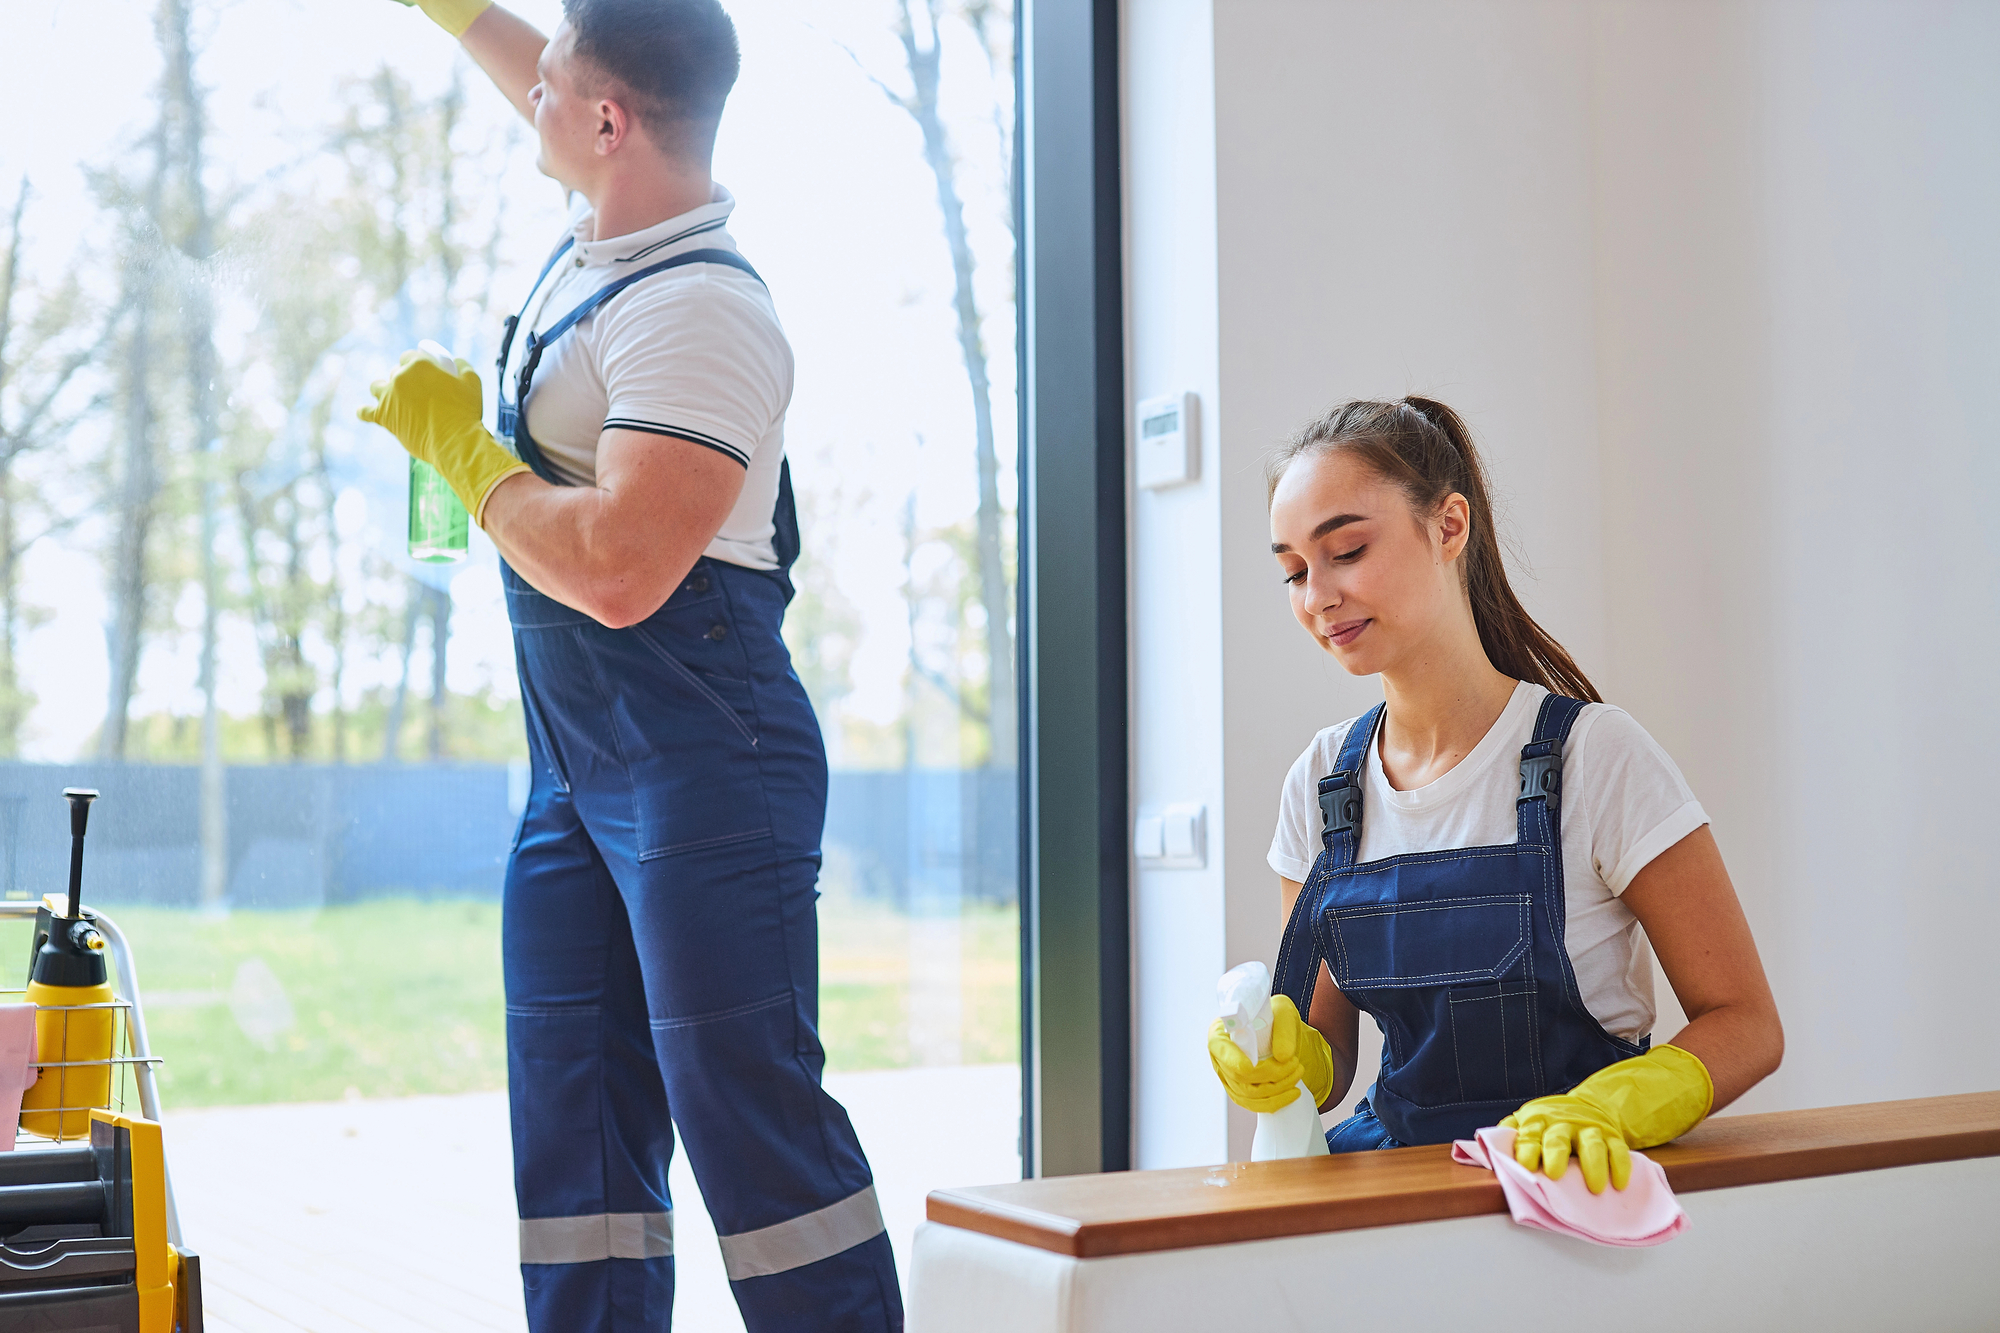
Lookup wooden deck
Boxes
[164,1066,1021,1332]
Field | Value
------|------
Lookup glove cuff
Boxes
[416,0,492,38]
[468,454,532,520]
[1297,1019,1336,1108]
[1576,1042,1714,1150]
[1646,1043,1715,1131]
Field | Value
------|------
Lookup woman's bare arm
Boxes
[1619,825,1784,1111]
[1280,875,1361,1111]
[458,4,548,123]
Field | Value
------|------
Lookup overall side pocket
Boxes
[1446,981,1540,1103]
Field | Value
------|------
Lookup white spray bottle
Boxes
[1217,961,1330,1161]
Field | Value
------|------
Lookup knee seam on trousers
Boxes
[508,1002,603,1018]
[650,991,789,1031]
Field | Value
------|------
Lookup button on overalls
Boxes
[497,243,903,1331]
[1272,695,1647,1150]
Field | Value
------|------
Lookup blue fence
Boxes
[0,763,1017,911]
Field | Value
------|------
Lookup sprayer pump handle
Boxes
[62,788,98,839]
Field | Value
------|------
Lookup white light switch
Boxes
[1136,803,1206,869]
[1133,814,1165,860]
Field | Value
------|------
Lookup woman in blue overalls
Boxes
[1209,398,1784,1192]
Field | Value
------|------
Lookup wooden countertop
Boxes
[925,1090,2000,1258]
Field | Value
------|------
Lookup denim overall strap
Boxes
[1293,690,1644,1148]
[1515,693,1588,850]
[1272,704,1384,1018]
[494,236,577,391]
[498,247,765,486]
[490,243,800,593]
[1514,692,1620,1040]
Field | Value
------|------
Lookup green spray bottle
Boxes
[407,339,470,564]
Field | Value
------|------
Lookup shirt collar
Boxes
[568,184,737,268]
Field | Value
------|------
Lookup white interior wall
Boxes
[1124,0,2000,1168]
[1124,0,1228,1170]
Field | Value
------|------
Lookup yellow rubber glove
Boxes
[1501,1044,1714,1195]
[1207,995,1335,1114]
[356,349,530,527]
[387,0,492,38]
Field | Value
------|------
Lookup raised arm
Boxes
[396,0,547,123]
[459,5,549,124]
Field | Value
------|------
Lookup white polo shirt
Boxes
[499,186,793,570]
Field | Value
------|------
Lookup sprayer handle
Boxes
[62,788,98,839]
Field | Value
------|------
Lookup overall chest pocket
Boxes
[1324,890,1540,1110]
[1324,892,1532,990]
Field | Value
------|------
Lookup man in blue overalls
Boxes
[357,0,904,1328]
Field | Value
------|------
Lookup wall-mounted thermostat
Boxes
[1136,392,1199,490]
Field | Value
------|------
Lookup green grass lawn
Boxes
[0,897,1019,1108]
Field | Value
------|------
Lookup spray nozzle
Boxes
[1217,961,1276,1065]
[64,788,96,838]
[61,788,98,922]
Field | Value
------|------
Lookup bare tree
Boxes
[780,456,867,748]
[325,66,498,763]
[95,116,171,762]
[846,0,1017,767]
[232,183,349,761]
[0,181,105,755]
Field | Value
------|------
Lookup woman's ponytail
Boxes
[1266,396,1601,703]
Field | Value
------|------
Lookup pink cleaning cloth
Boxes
[1453,1125,1687,1247]
[0,1004,36,1151]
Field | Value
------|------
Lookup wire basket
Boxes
[0,903,168,1141]
[0,989,162,1145]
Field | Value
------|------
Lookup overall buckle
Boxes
[1519,744,1562,801]
[1318,771,1361,837]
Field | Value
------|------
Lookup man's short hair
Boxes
[560,0,740,159]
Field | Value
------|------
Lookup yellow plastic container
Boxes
[20,974,116,1139]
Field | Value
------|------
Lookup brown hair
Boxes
[1265,396,1601,703]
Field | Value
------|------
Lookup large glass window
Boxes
[11,0,1017,1324]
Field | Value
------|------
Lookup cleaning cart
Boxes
[0,788,201,1331]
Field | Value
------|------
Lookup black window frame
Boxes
[1016,0,1129,1179]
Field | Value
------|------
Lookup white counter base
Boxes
[912,1155,1999,1332]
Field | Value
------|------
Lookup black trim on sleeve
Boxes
[602,418,752,468]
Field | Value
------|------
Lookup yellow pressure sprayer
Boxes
[20,788,115,1138]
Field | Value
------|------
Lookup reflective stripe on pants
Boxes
[505,558,904,1332]
[719,1186,885,1281]
[521,1212,674,1265]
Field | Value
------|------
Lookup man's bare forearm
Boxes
[458,5,548,123]
[485,479,687,628]
[481,433,745,629]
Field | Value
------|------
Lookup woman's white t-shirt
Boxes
[1265,682,1707,1042]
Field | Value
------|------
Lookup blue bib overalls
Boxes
[497,244,903,1332]
[1273,695,1647,1150]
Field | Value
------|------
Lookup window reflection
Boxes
[11,0,1018,1323]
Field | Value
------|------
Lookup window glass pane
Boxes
[11,0,1016,1325]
